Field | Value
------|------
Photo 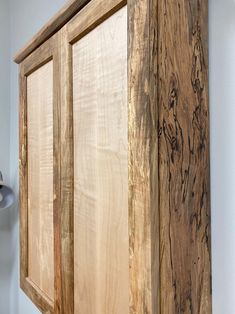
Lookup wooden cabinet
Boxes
[18,35,61,313]
[15,0,212,313]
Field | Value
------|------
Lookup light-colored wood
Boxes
[14,0,91,64]
[73,6,128,314]
[25,278,54,309]
[19,35,59,314]
[27,61,54,301]
[67,0,126,43]
[128,0,159,312]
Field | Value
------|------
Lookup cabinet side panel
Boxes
[158,0,212,312]
[27,61,54,301]
[73,6,128,314]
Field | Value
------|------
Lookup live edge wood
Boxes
[129,0,211,313]
[158,0,212,313]
[128,0,159,313]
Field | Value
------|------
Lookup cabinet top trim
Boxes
[14,0,90,64]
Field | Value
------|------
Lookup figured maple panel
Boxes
[27,61,54,301]
[73,6,128,314]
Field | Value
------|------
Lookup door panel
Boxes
[72,6,128,314]
[19,35,60,313]
[27,61,54,300]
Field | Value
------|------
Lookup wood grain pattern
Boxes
[19,63,28,298]
[14,0,91,64]
[67,0,126,43]
[16,0,212,313]
[27,61,54,300]
[158,0,212,313]
[19,34,61,314]
[53,35,62,314]
[72,6,128,314]
[128,0,159,312]
[58,26,74,314]
[23,31,71,314]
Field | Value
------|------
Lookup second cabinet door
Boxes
[61,1,128,313]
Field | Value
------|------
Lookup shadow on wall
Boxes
[9,196,19,314]
[0,209,11,314]
[0,170,18,314]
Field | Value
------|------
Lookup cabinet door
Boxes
[19,35,61,313]
[61,1,128,313]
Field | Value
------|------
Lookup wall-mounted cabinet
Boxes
[15,0,212,313]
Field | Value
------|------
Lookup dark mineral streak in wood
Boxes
[158,0,212,313]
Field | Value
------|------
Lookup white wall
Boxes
[0,1,10,178]
[209,0,235,313]
[9,1,66,313]
[0,0,11,313]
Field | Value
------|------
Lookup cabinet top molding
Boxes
[14,0,90,64]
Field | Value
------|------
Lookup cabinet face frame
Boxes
[19,34,61,313]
